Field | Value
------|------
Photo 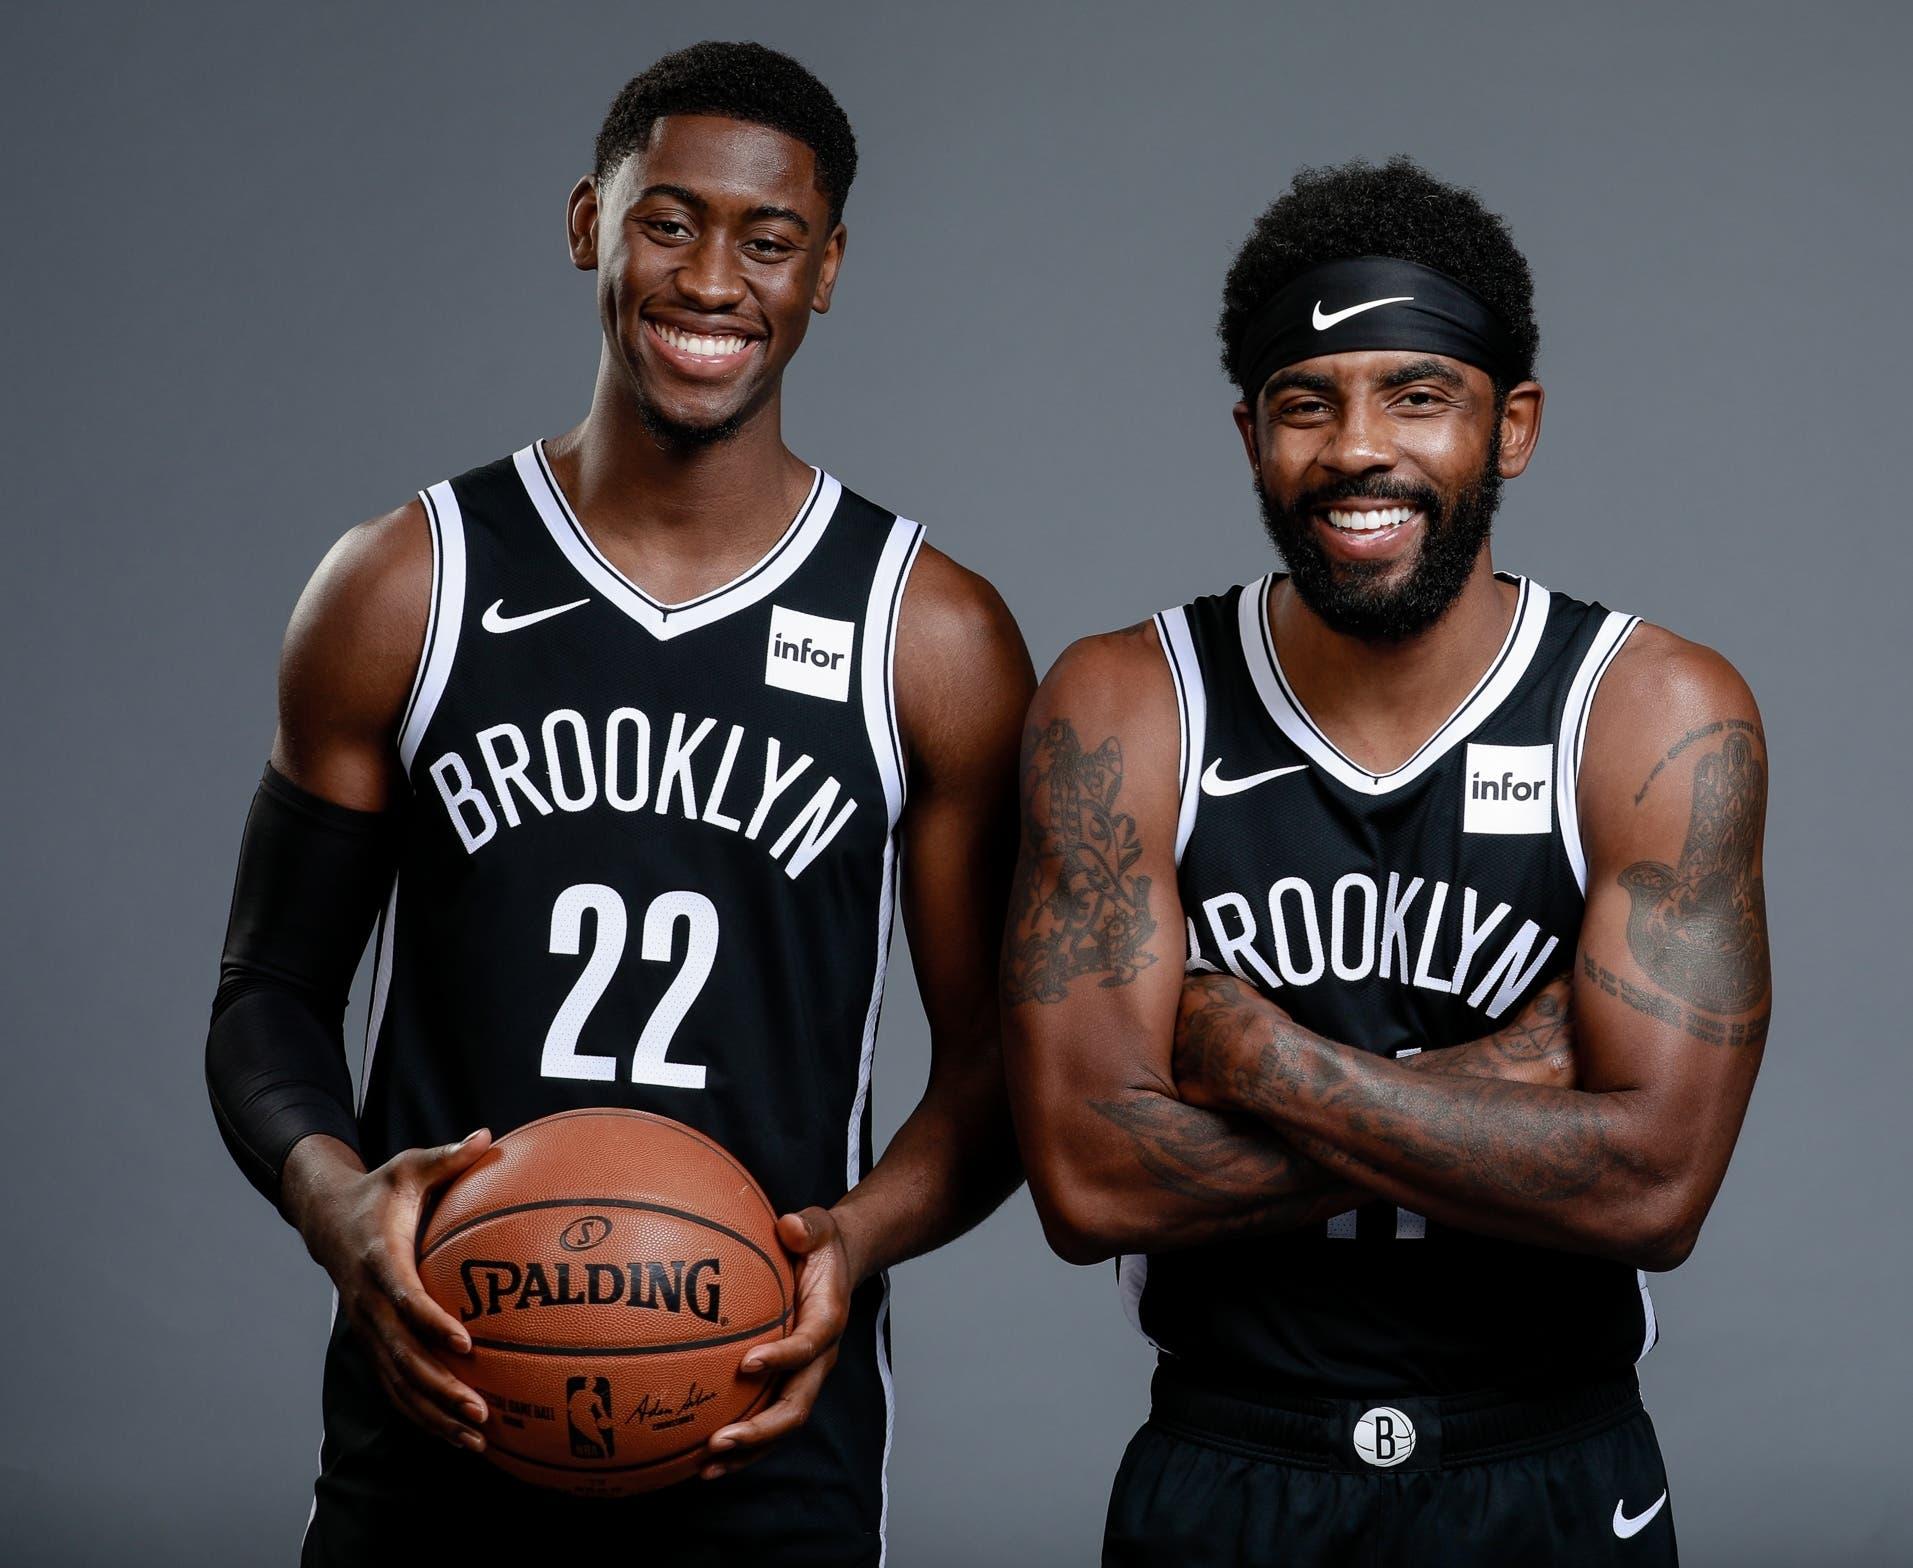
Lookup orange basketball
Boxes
[416,1108,795,1496]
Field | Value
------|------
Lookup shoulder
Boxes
[273,499,434,797]
[892,542,1035,780]
[1021,622,1183,816]
[1578,621,1766,851]
[1583,623,1762,781]
[1593,622,1759,727]
[290,498,433,642]
[1048,619,1163,699]
[896,542,1025,666]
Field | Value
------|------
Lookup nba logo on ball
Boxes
[566,1375,616,1459]
[1353,1406,1417,1468]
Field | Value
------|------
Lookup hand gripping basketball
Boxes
[293,1129,496,1452]
[699,1206,855,1480]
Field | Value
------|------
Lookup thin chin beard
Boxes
[635,398,745,450]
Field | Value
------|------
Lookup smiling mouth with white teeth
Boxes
[1324,505,1418,533]
[648,320,756,358]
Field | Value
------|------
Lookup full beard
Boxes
[1255,435,1504,643]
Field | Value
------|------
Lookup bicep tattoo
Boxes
[1616,723,1771,1018]
[1002,717,1159,1005]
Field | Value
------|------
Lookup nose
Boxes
[1315,398,1397,477]
[675,234,747,311]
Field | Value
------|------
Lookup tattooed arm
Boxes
[1174,631,1769,1271]
[999,628,1575,1264]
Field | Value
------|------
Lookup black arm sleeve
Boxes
[205,763,404,1212]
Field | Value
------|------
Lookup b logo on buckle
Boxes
[1353,1406,1417,1468]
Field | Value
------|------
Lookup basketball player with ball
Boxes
[205,44,1030,1565]
[1004,160,1771,1564]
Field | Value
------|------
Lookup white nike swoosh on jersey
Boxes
[1312,295,1415,331]
[1612,1491,1668,1539]
[481,597,591,633]
[1200,759,1309,797]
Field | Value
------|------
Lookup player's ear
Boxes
[1232,398,1261,475]
[567,176,600,272]
[1496,380,1544,479]
[810,222,847,314]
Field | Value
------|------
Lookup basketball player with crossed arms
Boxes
[1003,159,1769,1565]
[204,44,1030,1564]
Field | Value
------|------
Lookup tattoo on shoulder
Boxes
[1618,726,1770,1015]
[1632,717,1762,806]
[1001,718,1158,1005]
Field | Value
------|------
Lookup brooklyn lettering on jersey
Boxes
[458,1256,723,1324]
[427,703,858,879]
[1188,871,1563,1021]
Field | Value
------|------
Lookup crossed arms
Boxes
[999,621,1769,1272]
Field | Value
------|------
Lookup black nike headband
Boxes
[1232,255,1524,403]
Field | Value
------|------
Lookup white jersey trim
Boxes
[846,840,901,1562]
[861,517,926,830]
[1239,574,1551,797]
[357,877,401,1114]
[397,481,467,772]
[1555,610,1642,892]
[847,514,915,1557]
[304,1289,339,1548]
[1154,607,1206,866]
[874,1280,896,1566]
[1117,1254,1160,1349]
[1636,1268,1659,1362]
[515,442,842,642]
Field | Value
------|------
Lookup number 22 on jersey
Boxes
[539,883,716,1088]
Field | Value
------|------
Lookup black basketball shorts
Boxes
[300,1281,891,1567]
[1105,1364,1677,1567]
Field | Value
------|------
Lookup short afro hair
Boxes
[594,41,858,226]
[1219,156,1538,393]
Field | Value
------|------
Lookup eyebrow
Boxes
[632,184,811,235]
[634,183,704,208]
[1376,357,1465,389]
[1263,368,1336,397]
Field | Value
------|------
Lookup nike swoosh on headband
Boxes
[481,597,591,633]
[1312,295,1416,331]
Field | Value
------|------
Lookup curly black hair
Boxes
[1219,156,1538,392]
[594,41,858,226]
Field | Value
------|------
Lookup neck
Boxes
[1269,552,1516,769]
[546,345,815,539]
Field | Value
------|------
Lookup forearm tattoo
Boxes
[1619,726,1771,1015]
[1182,975,1617,1204]
[1087,1094,1352,1237]
[1002,718,1158,1005]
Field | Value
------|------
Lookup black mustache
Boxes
[1291,478,1443,517]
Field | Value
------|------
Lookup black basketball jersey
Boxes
[1127,572,1653,1397]
[313,443,917,1553]
[361,442,920,1204]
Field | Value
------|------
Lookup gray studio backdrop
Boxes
[4,3,1908,1564]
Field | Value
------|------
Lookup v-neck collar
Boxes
[513,440,841,642]
[1238,572,1551,796]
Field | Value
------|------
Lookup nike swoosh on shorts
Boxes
[1612,1491,1668,1539]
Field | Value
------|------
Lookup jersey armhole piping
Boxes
[395,481,467,774]
[861,517,925,830]
[1555,610,1641,893]
[1155,606,1206,866]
